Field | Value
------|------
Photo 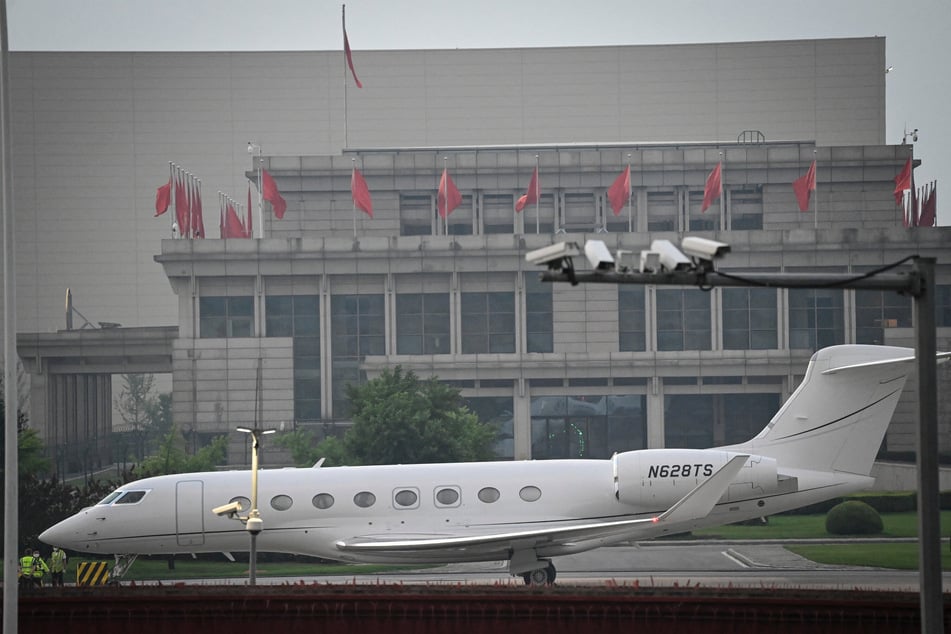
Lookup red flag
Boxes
[894,157,912,206]
[515,167,539,212]
[437,168,462,218]
[918,182,937,227]
[191,180,205,238]
[343,7,363,88]
[261,168,287,219]
[246,181,254,238]
[607,165,631,216]
[154,177,171,217]
[351,167,373,217]
[792,160,816,212]
[174,173,190,237]
[222,203,248,238]
[701,163,721,213]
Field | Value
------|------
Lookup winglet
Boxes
[653,454,748,525]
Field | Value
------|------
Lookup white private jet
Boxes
[40,345,928,584]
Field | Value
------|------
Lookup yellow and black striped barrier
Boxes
[76,561,110,586]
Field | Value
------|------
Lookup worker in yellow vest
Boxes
[29,549,49,587]
[49,547,67,587]
[17,548,35,589]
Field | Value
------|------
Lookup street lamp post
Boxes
[236,426,274,586]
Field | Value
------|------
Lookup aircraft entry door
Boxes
[176,480,205,546]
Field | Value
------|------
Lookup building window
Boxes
[400,194,433,236]
[331,294,385,417]
[938,285,951,327]
[664,394,714,449]
[464,396,514,459]
[656,289,711,351]
[525,275,553,353]
[722,288,777,350]
[561,192,596,233]
[647,190,676,232]
[267,295,321,422]
[447,195,473,235]
[720,393,781,445]
[855,290,913,345]
[521,193,556,234]
[199,296,253,338]
[461,291,515,353]
[688,191,720,231]
[482,194,514,234]
[396,293,450,354]
[788,289,844,350]
[530,394,646,459]
[731,186,763,230]
[618,286,646,352]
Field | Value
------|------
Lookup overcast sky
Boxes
[7,0,949,223]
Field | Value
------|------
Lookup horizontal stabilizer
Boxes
[654,454,748,525]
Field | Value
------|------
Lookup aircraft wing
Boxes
[335,454,748,556]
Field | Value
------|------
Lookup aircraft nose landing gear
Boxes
[521,561,556,586]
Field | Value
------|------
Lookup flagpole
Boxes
[719,151,724,228]
[626,153,633,233]
[534,154,539,235]
[813,150,818,230]
[342,4,349,149]
[443,156,448,235]
[168,161,174,234]
[351,158,357,239]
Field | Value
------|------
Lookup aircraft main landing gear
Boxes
[521,560,556,586]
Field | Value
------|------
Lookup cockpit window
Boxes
[114,491,148,505]
[98,491,124,505]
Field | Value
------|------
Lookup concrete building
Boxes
[9,37,949,470]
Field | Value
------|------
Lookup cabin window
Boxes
[270,495,293,511]
[354,491,376,508]
[478,487,500,503]
[434,487,461,507]
[114,491,147,505]
[312,493,335,510]
[393,489,419,509]
[519,486,542,502]
[229,496,251,512]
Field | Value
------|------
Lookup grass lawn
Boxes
[787,543,951,570]
[692,510,951,540]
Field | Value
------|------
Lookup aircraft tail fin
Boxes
[723,345,927,476]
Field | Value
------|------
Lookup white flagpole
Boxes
[256,153,264,239]
[626,153,633,233]
[813,150,818,230]
[534,154,539,235]
[719,151,724,228]
[442,156,448,235]
[168,161,174,234]
[351,158,357,239]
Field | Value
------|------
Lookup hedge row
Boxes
[782,491,951,515]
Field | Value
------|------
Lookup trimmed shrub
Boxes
[825,500,884,535]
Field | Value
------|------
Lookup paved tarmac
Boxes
[158,541,951,591]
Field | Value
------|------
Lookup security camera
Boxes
[650,239,691,272]
[212,501,243,518]
[639,250,661,273]
[247,141,254,154]
[246,516,264,535]
[681,237,731,261]
[583,240,615,271]
[525,241,581,267]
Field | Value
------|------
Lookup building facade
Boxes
[9,37,947,468]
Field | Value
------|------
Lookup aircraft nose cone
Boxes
[39,515,83,549]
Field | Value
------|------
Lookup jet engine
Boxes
[612,449,778,508]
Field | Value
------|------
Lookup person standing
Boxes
[49,547,67,587]
[29,549,50,588]
[18,548,35,589]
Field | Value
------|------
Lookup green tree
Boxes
[115,373,159,459]
[136,431,228,477]
[279,367,496,466]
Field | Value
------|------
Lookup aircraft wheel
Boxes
[546,561,556,584]
[523,567,549,586]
